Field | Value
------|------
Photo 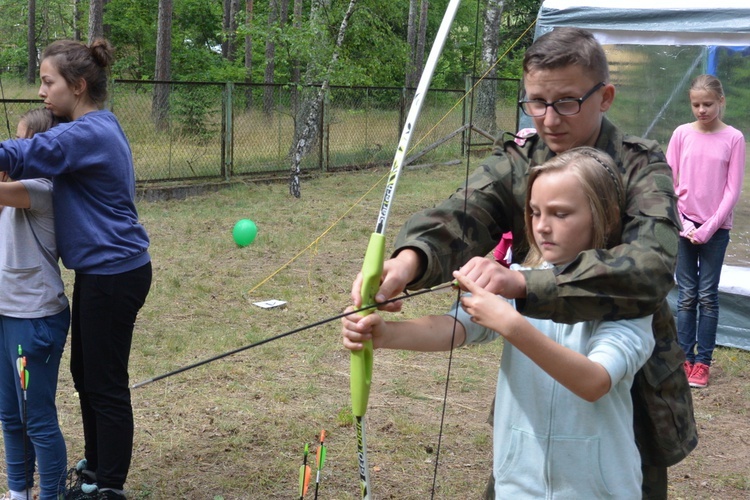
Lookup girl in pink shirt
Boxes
[667,74,745,388]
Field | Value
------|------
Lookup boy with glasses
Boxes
[349,27,696,499]
[518,81,606,118]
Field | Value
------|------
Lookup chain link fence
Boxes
[1,77,520,184]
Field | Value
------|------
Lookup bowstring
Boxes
[430,0,483,495]
[429,10,537,497]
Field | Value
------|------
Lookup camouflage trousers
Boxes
[483,464,667,499]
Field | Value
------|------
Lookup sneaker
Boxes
[683,361,694,379]
[97,491,126,500]
[688,362,710,388]
[65,460,98,500]
[64,484,98,500]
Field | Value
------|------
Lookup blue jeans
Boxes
[0,308,70,500]
[676,229,730,366]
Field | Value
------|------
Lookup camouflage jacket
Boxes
[394,117,697,466]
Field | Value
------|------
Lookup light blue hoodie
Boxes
[452,296,654,498]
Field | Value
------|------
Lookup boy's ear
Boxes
[599,83,616,112]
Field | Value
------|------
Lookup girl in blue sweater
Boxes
[342,147,654,498]
[0,40,151,500]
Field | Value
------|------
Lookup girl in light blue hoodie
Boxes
[342,147,654,498]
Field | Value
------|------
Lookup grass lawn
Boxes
[1,158,749,498]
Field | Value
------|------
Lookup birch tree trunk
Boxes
[288,0,327,192]
[289,0,357,198]
[475,0,504,136]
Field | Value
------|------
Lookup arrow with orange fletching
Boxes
[299,443,311,499]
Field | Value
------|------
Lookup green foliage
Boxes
[175,0,223,49]
[333,1,409,86]
[172,40,224,80]
[716,47,750,133]
[0,45,27,75]
[495,0,540,79]
[106,0,160,79]
[433,2,481,89]
[0,0,541,88]
[171,84,218,139]
[0,1,33,74]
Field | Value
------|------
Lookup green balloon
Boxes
[232,219,258,246]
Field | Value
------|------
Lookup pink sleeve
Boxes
[693,135,746,243]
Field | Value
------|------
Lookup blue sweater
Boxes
[0,110,150,274]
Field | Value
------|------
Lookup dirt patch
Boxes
[1,166,747,498]
[668,359,750,498]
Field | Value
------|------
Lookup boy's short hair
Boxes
[523,27,609,83]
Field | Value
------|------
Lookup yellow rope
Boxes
[245,19,537,297]
[245,170,390,296]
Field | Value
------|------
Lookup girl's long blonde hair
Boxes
[522,146,625,268]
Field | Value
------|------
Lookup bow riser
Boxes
[349,0,464,496]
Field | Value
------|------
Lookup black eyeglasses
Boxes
[518,82,606,117]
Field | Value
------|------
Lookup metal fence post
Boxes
[222,82,234,180]
[321,89,328,172]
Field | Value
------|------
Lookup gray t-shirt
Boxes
[0,178,68,318]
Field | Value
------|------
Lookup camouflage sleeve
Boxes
[518,137,681,323]
[393,137,529,290]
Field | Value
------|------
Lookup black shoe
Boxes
[65,459,98,500]
[65,485,99,500]
[97,491,126,499]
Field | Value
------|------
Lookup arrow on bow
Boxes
[350,1,463,497]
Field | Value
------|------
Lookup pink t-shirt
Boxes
[666,123,745,244]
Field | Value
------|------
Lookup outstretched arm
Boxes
[341,306,466,352]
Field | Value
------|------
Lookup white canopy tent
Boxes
[533,1,750,351]
[536,0,750,46]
